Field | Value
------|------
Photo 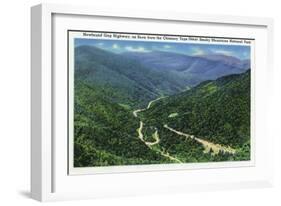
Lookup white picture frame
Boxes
[31,3,274,202]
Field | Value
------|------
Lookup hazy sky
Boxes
[75,38,250,60]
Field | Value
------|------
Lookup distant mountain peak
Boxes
[196,54,241,64]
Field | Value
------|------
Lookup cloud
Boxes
[95,42,105,48]
[242,51,250,59]
[191,47,205,56]
[125,46,150,52]
[163,45,172,49]
[211,49,234,56]
[112,44,119,49]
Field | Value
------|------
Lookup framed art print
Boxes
[31,3,274,201]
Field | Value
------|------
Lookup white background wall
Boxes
[0,0,280,205]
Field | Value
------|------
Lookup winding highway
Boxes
[134,97,165,146]
[164,124,236,155]
[132,96,235,163]
[133,97,182,163]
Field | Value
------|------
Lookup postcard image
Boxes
[68,31,253,172]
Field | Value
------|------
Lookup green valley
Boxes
[73,43,251,167]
